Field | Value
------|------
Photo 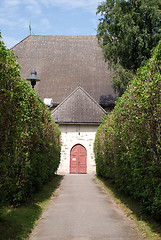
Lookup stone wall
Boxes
[57,124,98,174]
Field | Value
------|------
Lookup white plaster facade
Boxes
[57,124,98,174]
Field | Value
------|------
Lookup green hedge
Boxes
[0,36,61,205]
[94,41,161,219]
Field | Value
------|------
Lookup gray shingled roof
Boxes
[12,35,116,106]
[51,86,106,124]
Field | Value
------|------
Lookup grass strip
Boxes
[0,175,63,240]
[97,176,161,240]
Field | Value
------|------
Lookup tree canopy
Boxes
[97,0,161,95]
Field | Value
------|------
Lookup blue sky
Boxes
[0,0,102,49]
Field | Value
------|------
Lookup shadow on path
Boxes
[29,174,145,240]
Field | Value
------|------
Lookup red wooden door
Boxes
[70,144,87,174]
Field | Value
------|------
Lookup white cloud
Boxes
[28,0,100,13]
[3,0,21,7]
[41,18,51,29]
[43,0,100,12]
[1,0,100,12]
[0,0,101,48]
[25,4,42,16]
[0,0,100,27]
[0,18,15,27]
[0,0,42,29]
[2,35,20,49]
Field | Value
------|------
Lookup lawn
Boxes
[0,175,63,240]
[97,177,161,240]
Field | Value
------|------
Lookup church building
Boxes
[12,35,116,174]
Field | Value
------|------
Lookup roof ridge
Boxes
[51,86,107,116]
[10,35,31,50]
[77,86,107,114]
[51,86,81,114]
[26,35,96,37]
[11,35,97,50]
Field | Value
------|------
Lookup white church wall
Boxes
[57,124,98,174]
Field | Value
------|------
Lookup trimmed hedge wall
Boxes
[94,41,161,219]
[0,37,61,205]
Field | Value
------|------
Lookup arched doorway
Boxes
[70,144,87,174]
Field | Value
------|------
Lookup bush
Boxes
[0,35,61,205]
[94,41,161,219]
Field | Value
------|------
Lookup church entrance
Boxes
[70,144,87,174]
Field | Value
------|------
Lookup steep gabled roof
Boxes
[12,35,116,106]
[51,86,106,124]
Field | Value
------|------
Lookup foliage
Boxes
[94,41,161,219]
[98,177,161,240]
[97,0,161,95]
[0,35,61,205]
[0,175,62,240]
[111,64,135,96]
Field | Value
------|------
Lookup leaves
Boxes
[97,0,161,95]
[0,36,61,206]
[94,41,161,219]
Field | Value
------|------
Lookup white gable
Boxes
[57,124,98,174]
[55,87,106,174]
